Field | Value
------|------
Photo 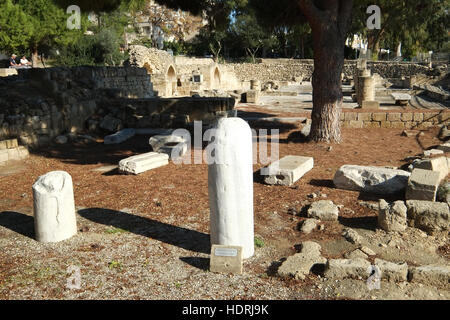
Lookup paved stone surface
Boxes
[263,155,313,186]
[406,200,449,234]
[406,169,441,201]
[307,200,339,221]
[119,152,169,175]
[333,165,410,195]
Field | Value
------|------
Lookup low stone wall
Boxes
[340,110,450,129]
[225,60,432,83]
[0,138,29,166]
[97,97,236,129]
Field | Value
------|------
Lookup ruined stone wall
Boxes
[225,60,432,83]
[0,66,153,147]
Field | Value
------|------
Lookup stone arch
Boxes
[213,66,221,88]
[166,65,177,96]
[143,62,153,74]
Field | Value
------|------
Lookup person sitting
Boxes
[20,56,32,67]
[9,54,18,68]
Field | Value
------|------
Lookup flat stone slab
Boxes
[263,155,313,186]
[424,149,444,157]
[149,134,189,160]
[333,165,410,195]
[210,245,243,275]
[391,93,411,103]
[119,152,169,175]
[437,142,450,153]
[406,169,441,201]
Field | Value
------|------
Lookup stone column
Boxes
[33,171,77,243]
[357,76,375,106]
[355,68,371,97]
[208,118,254,259]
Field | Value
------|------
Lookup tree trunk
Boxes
[310,23,344,143]
[298,0,353,143]
[31,46,39,68]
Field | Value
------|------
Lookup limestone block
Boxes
[33,171,77,243]
[208,118,254,259]
[374,259,408,282]
[406,169,441,201]
[412,157,448,182]
[7,148,20,161]
[0,140,6,150]
[361,101,380,110]
[307,200,339,221]
[245,90,260,104]
[278,241,326,280]
[119,152,169,175]
[378,200,407,232]
[406,200,449,233]
[0,149,8,162]
[437,142,450,153]
[263,156,314,186]
[333,165,410,195]
[409,265,450,288]
[6,139,18,149]
[324,259,371,279]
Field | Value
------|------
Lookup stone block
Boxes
[413,113,424,122]
[119,152,169,175]
[333,165,410,195]
[412,157,448,182]
[387,113,401,122]
[374,259,408,282]
[210,245,243,275]
[17,146,29,160]
[357,113,372,121]
[437,142,450,153]
[401,113,413,122]
[278,242,326,280]
[406,169,441,201]
[349,120,364,128]
[263,156,314,186]
[391,121,405,129]
[372,113,387,122]
[378,200,407,232]
[364,121,381,128]
[344,112,358,121]
[409,265,450,288]
[7,148,20,161]
[0,140,6,150]
[6,139,18,149]
[104,129,136,145]
[361,101,379,110]
[406,200,449,233]
[245,90,260,104]
[380,121,392,128]
[324,258,371,279]
[307,200,339,221]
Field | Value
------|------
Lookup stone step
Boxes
[262,155,314,186]
[119,152,169,175]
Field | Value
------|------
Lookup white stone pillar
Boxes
[208,118,254,259]
[33,171,77,243]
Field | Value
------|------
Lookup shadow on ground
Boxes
[78,208,210,254]
[0,211,35,239]
[338,216,378,232]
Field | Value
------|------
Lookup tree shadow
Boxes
[31,135,153,166]
[309,179,335,188]
[0,211,35,239]
[338,216,378,232]
[78,208,210,254]
[179,257,210,271]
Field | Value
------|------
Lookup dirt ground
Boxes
[0,107,449,300]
